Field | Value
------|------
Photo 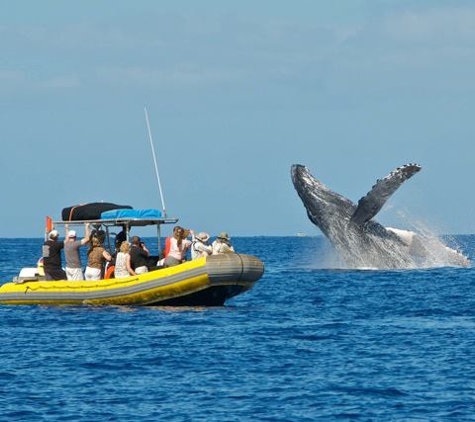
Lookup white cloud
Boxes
[319,5,475,98]
[0,70,26,83]
[0,70,29,93]
[39,76,80,89]
[2,6,475,98]
[94,65,247,89]
[383,8,475,44]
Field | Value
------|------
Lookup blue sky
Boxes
[1,1,474,237]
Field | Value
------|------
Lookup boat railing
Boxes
[52,217,178,227]
[52,217,179,256]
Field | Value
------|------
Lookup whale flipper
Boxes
[350,164,422,226]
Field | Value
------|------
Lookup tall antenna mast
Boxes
[144,106,167,217]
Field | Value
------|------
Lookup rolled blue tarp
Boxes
[100,209,162,220]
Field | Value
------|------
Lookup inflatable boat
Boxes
[0,253,264,306]
[0,203,265,306]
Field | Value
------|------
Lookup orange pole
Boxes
[46,216,53,232]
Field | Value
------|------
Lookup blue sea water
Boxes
[1,236,475,421]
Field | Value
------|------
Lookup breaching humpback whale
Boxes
[291,163,470,269]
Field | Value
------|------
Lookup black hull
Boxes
[148,285,249,307]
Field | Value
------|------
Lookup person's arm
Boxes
[126,253,135,276]
[103,250,112,261]
[81,223,91,245]
[182,239,192,262]
[141,243,150,256]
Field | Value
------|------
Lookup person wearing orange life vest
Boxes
[164,226,180,258]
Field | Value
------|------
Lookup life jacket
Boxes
[104,265,115,279]
[164,236,172,257]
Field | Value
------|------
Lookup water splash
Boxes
[310,238,346,269]
[393,211,470,268]
[311,212,470,270]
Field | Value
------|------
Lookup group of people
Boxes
[42,223,92,281]
[41,224,235,281]
[160,226,234,267]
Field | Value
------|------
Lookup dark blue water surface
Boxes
[1,236,475,421]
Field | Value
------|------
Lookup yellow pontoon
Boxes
[0,253,264,306]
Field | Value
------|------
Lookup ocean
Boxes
[0,236,474,421]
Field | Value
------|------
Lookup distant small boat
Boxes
[296,232,307,237]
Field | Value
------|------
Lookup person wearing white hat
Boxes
[190,231,213,260]
[42,229,67,281]
[212,232,235,255]
[64,223,91,280]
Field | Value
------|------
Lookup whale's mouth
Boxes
[291,164,302,182]
[291,164,310,191]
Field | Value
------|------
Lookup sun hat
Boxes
[49,230,59,239]
[217,232,230,241]
[68,230,77,238]
[196,232,210,242]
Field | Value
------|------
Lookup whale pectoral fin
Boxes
[350,163,422,226]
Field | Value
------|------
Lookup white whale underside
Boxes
[332,226,469,270]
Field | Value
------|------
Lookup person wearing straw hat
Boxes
[212,232,235,255]
[190,231,213,260]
